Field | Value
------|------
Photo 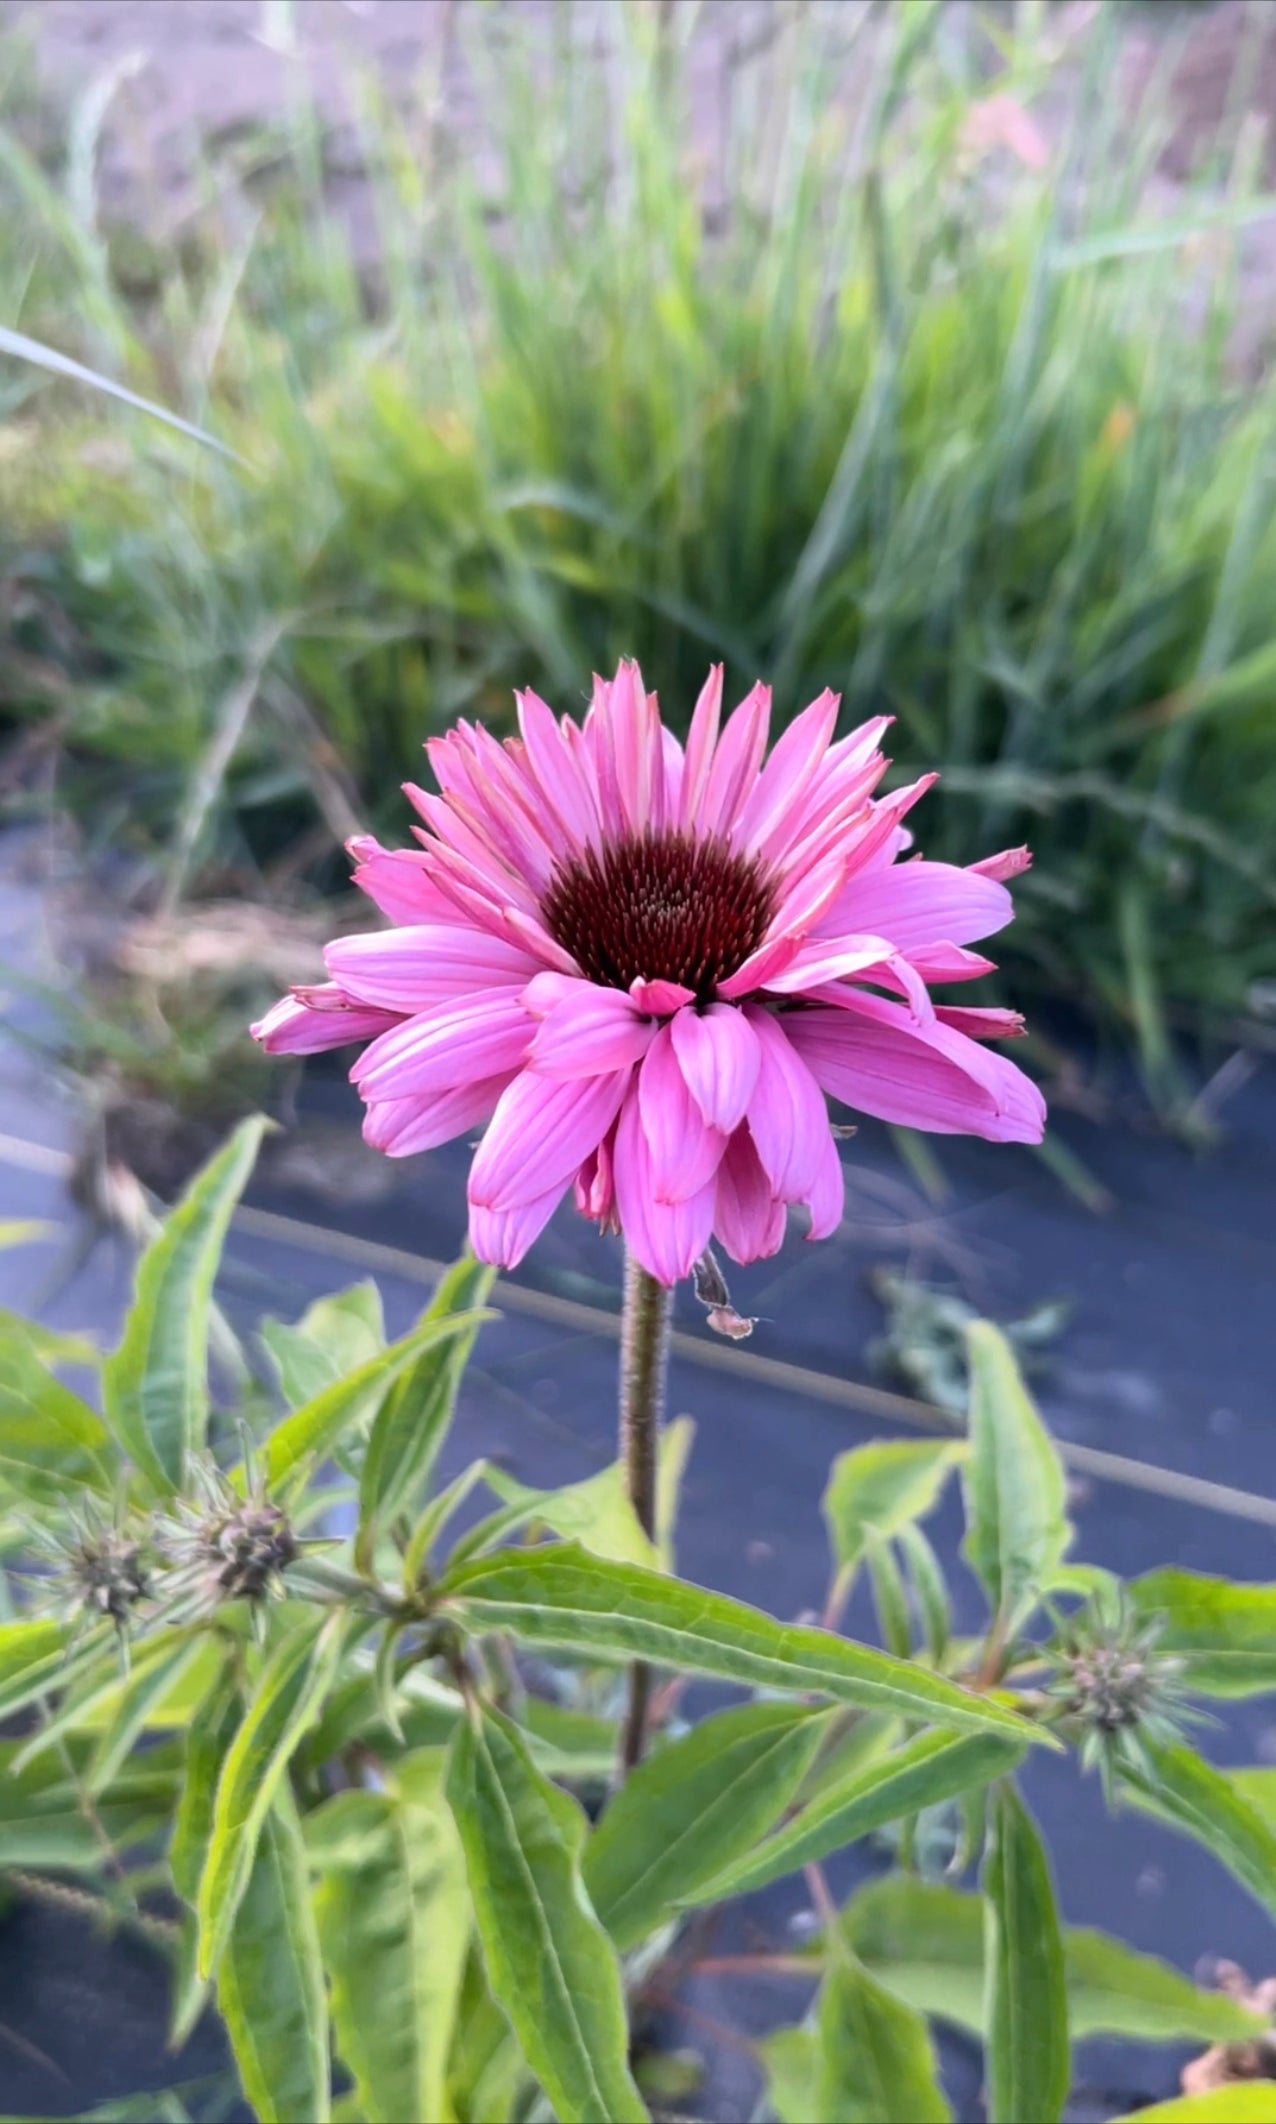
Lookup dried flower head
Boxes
[253,661,1044,1285]
[1047,1586,1196,1797]
[35,1507,150,1633]
[154,1458,297,1620]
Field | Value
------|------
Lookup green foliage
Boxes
[5,10,1276,1109]
[3,1122,1276,2123]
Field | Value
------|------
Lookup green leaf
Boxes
[823,1441,961,1570]
[962,1322,1070,1634]
[170,1661,241,1903]
[0,323,242,458]
[656,1415,695,1570]
[0,1617,73,1720]
[1109,2091,1276,2123]
[261,1310,489,1491]
[838,1876,1264,2046]
[10,1633,186,1767]
[760,2026,820,2124]
[0,1318,112,1502]
[358,1258,495,1549]
[0,1737,178,1869]
[439,1543,1042,1745]
[583,1702,828,1949]
[102,1116,268,1495]
[447,1948,524,2124]
[691,1729,1024,1904]
[262,1282,385,1408]
[85,1636,206,1795]
[445,1706,646,2124]
[197,1611,346,1977]
[1124,1742,1276,1925]
[813,1950,951,2124]
[311,1751,470,2124]
[1130,1570,1276,1696]
[983,1783,1069,2124]
[217,1790,330,2124]
[453,1461,660,1572]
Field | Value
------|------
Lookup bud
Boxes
[1046,1586,1195,1795]
[45,1513,150,1632]
[154,1459,297,1618]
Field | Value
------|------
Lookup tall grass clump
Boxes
[3,0,1276,1114]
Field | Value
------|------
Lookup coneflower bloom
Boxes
[253,663,1044,1283]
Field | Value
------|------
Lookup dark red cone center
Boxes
[541,829,777,999]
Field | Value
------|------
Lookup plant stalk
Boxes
[617,1250,673,1780]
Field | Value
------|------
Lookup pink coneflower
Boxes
[253,663,1044,1284]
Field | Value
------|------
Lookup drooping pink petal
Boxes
[743,1005,832,1200]
[935,1005,1027,1040]
[701,682,772,835]
[630,976,697,1015]
[469,1183,568,1268]
[362,1075,511,1156]
[637,1025,728,1203]
[468,1066,631,1209]
[348,836,457,924]
[252,988,403,1056]
[823,858,1014,955]
[670,1003,761,1133]
[575,1125,617,1223]
[970,845,1032,882]
[353,992,534,1100]
[716,932,805,1001]
[759,933,897,995]
[713,1128,787,1264]
[527,981,658,1078]
[613,1090,717,1285]
[325,926,540,1012]
[785,993,1045,1142]
[803,1128,845,1240]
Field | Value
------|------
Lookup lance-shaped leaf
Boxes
[1123,1742,1276,1925]
[812,1949,951,2123]
[262,1282,385,1409]
[983,1783,1069,2124]
[839,1875,1264,2045]
[963,1322,1069,1634]
[584,1702,829,1949]
[447,1461,659,1573]
[445,1706,646,2124]
[438,1543,1042,1744]
[0,1318,112,1503]
[309,1751,470,2124]
[359,1257,495,1548]
[218,1790,330,2124]
[102,1115,268,1495]
[823,1440,962,1571]
[1109,2090,1276,2122]
[197,1612,346,1976]
[1130,1570,1276,1697]
[689,1729,1024,1904]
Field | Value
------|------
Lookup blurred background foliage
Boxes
[3,0,1276,1127]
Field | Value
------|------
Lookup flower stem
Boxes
[617,1250,672,1780]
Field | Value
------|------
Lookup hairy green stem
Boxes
[617,1251,673,1780]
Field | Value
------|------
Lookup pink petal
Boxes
[468,1183,568,1269]
[905,942,997,984]
[678,664,723,829]
[935,1005,1027,1041]
[733,688,840,858]
[785,994,1045,1143]
[252,989,402,1056]
[516,687,603,846]
[630,976,696,1015]
[660,724,684,822]
[528,982,657,1078]
[613,1091,717,1285]
[503,908,580,973]
[353,992,533,1100]
[743,1005,831,1200]
[468,1066,631,1209]
[701,682,771,835]
[637,1025,729,1203]
[609,659,660,833]
[759,932,897,995]
[362,1075,510,1156]
[325,925,540,1012]
[716,931,804,1002]
[670,1003,761,1132]
[347,836,457,924]
[804,1128,845,1240]
[970,845,1032,882]
[575,1125,617,1223]
[583,674,625,840]
[713,1128,786,1265]
[825,859,1014,954]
